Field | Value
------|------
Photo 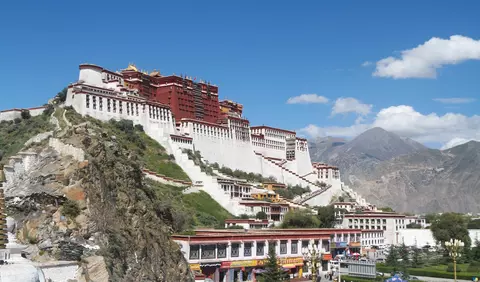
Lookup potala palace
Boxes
[0,63,370,219]
[60,63,369,215]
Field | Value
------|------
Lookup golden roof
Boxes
[150,70,161,77]
[125,64,138,72]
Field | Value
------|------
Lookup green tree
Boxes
[317,205,336,228]
[259,242,289,282]
[430,212,471,248]
[425,213,438,224]
[406,222,422,229]
[281,209,320,228]
[398,243,409,262]
[238,214,250,219]
[386,245,399,271]
[21,110,31,120]
[471,239,480,261]
[411,246,423,268]
[256,211,268,220]
[56,87,68,102]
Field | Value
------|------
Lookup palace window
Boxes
[86,95,90,108]
[201,245,216,260]
[244,242,252,257]
[127,103,130,115]
[217,244,227,259]
[280,240,288,254]
[119,102,122,114]
[189,245,199,260]
[136,104,139,116]
[92,96,97,110]
[107,99,111,112]
[99,97,103,111]
[291,240,298,254]
[113,100,116,113]
[231,243,240,257]
[256,242,265,256]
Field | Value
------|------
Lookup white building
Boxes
[361,229,385,249]
[224,219,271,229]
[342,212,407,245]
[405,216,427,228]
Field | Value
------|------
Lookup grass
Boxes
[0,113,54,164]
[377,263,480,280]
[147,179,232,229]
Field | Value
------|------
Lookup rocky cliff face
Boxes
[3,109,194,282]
[309,128,480,213]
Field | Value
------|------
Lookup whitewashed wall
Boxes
[398,229,480,247]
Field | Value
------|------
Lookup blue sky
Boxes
[1,0,480,149]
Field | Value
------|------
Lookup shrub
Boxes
[62,200,81,219]
[467,261,480,272]
[134,124,144,132]
[21,110,31,120]
[446,263,461,272]
[43,104,55,116]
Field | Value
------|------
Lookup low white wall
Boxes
[0,107,46,122]
[48,138,85,162]
[40,264,78,282]
[398,229,480,247]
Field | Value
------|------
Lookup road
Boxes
[412,276,472,282]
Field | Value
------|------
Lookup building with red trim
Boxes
[173,228,366,282]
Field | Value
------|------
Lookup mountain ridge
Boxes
[309,127,480,213]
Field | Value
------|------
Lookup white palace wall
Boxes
[62,64,366,209]
[0,107,47,122]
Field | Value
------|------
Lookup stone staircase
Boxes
[255,152,325,190]
[157,136,242,215]
[292,184,332,204]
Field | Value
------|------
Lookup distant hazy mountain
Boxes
[309,128,480,213]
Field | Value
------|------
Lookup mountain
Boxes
[2,108,198,281]
[309,136,347,161]
[308,128,480,213]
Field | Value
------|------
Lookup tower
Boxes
[0,165,7,249]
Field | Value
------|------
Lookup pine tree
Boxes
[386,245,399,272]
[259,243,290,282]
[411,246,423,268]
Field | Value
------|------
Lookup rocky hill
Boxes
[309,127,480,213]
[2,107,231,281]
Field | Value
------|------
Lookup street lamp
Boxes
[445,239,465,282]
[302,244,322,282]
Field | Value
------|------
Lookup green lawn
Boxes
[377,263,480,280]
[148,179,232,229]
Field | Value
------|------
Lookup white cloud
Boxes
[332,97,372,116]
[433,98,476,104]
[286,94,329,104]
[299,105,480,149]
[441,137,480,150]
[373,35,480,79]
[362,61,372,67]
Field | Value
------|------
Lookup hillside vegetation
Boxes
[65,107,189,181]
[0,111,54,164]
[64,107,229,228]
